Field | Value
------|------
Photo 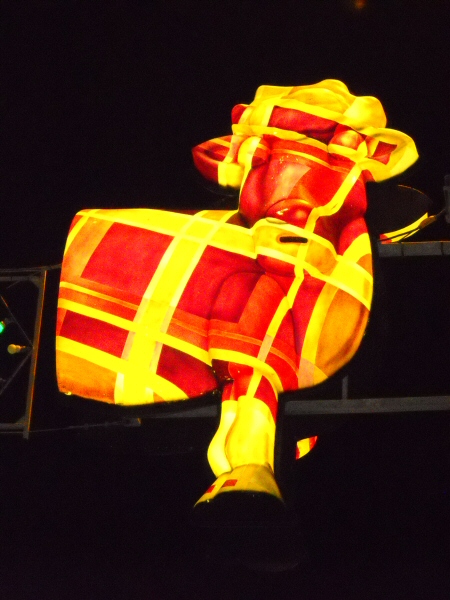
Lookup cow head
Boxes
[193,80,418,276]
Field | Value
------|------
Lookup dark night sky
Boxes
[0,2,449,598]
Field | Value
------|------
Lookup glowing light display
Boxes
[56,81,419,517]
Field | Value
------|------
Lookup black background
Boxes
[0,1,449,598]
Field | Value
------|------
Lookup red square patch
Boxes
[222,479,238,488]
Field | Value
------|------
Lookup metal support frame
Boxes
[284,395,450,416]
[274,376,450,478]
[377,239,450,257]
[0,267,49,437]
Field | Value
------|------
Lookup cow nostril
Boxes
[277,235,308,244]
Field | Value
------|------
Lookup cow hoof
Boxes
[192,489,289,526]
[192,464,289,526]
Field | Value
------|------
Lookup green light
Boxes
[0,318,10,334]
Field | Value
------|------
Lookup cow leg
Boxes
[193,271,301,522]
[207,383,277,476]
[194,367,288,523]
[224,368,277,472]
[207,383,237,477]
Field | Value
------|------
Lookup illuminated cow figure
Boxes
[56,81,418,520]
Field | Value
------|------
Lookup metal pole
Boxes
[22,270,47,438]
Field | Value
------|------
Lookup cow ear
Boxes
[365,183,432,239]
[362,128,418,182]
[192,135,245,188]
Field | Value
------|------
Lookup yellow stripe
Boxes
[209,226,255,258]
[252,226,371,299]
[64,209,100,254]
[336,257,373,286]
[304,262,372,309]
[151,211,231,321]
[298,356,327,387]
[247,295,292,399]
[261,102,276,126]
[337,255,372,285]
[73,208,257,259]
[286,275,304,307]
[246,267,305,400]
[159,334,210,365]
[265,295,292,340]
[74,208,195,237]
[59,282,139,311]
[57,336,124,373]
[118,240,203,400]
[116,210,235,405]
[293,165,362,288]
[233,121,377,143]
[301,283,339,365]
[58,298,134,331]
[306,164,361,224]
[218,162,244,187]
[218,135,246,187]
[342,233,371,263]
[238,136,263,191]
[56,337,188,402]
[209,239,255,259]
[300,259,373,374]
[237,95,388,137]
[254,245,297,265]
[238,105,254,124]
[58,298,210,364]
[210,137,231,149]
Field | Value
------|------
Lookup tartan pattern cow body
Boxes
[56,81,419,518]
